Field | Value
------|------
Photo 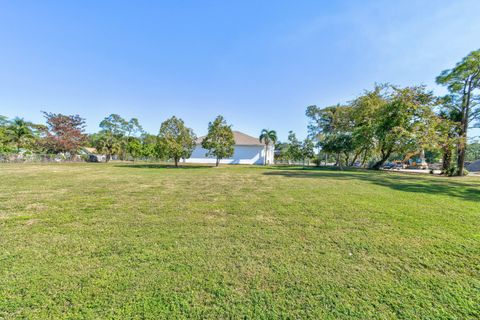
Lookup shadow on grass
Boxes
[115,164,212,170]
[263,168,480,202]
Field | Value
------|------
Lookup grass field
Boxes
[0,163,479,319]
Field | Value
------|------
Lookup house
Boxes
[186,131,274,165]
[81,147,106,162]
[466,159,480,172]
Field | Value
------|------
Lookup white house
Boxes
[186,131,274,165]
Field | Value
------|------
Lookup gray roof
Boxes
[466,159,480,172]
[196,130,263,146]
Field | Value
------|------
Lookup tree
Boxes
[466,141,480,161]
[285,131,303,163]
[6,117,36,152]
[99,114,127,159]
[158,116,196,167]
[350,85,388,167]
[127,137,143,162]
[318,133,354,169]
[201,115,235,167]
[99,114,128,136]
[274,141,289,162]
[301,138,315,165]
[306,104,355,167]
[370,86,438,170]
[99,114,144,160]
[0,116,12,153]
[123,118,143,160]
[259,129,277,165]
[42,112,87,155]
[436,102,461,173]
[91,132,120,162]
[140,133,160,159]
[436,49,480,175]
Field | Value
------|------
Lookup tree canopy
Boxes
[436,49,480,175]
[259,129,277,165]
[158,116,196,167]
[201,115,235,166]
[42,112,87,155]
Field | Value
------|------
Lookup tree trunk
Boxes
[350,150,361,167]
[361,148,368,167]
[457,139,466,175]
[174,158,179,167]
[456,105,468,175]
[344,152,350,167]
[442,146,452,173]
[106,154,111,162]
[216,158,220,167]
[264,144,268,165]
[372,148,392,170]
[456,78,473,176]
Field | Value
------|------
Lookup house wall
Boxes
[186,145,274,165]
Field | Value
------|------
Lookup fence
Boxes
[274,159,318,166]
[0,153,85,163]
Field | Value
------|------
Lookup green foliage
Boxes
[91,131,121,162]
[0,116,12,153]
[6,117,34,151]
[273,141,289,161]
[4,117,44,152]
[371,86,438,169]
[259,129,277,146]
[307,85,440,170]
[158,116,196,167]
[436,49,480,175]
[301,138,315,161]
[259,129,277,165]
[466,142,480,161]
[126,137,143,161]
[99,114,144,160]
[201,115,235,166]
[285,131,303,161]
[140,133,160,158]
[444,165,470,177]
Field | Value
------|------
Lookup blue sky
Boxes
[1,0,479,141]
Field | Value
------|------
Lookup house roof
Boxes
[197,130,263,146]
[83,147,98,154]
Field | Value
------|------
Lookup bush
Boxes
[444,166,470,176]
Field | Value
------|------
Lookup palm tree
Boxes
[259,129,277,165]
[7,118,34,152]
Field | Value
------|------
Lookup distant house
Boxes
[466,160,480,172]
[81,147,106,162]
[186,131,274,165]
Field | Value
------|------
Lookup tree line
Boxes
[0,113,276,167]
[1,49,478,173]
[303,49,480,176]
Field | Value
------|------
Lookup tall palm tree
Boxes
[259,129,277,165]
[7,118,34,152]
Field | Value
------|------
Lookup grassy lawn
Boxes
[0,163,479,319]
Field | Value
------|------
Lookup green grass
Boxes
[0,163,479,319]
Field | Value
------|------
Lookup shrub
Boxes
[444,166,470,176]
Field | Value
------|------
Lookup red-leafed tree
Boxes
[42,111,87,155]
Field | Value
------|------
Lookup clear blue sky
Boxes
[1,0,479,141]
